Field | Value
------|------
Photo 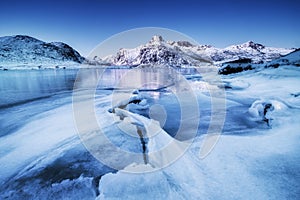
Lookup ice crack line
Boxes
[136,126,148,164]
[109,99,149,165]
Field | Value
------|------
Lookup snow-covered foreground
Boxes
[0,66,299,199]
[97,66,300,199]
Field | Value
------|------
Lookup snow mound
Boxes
[98,164,171,200]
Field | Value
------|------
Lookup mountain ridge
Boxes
[100,35,295,67]
[0,34,297,71]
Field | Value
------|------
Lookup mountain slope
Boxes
[266,49,300,68]
[218,49,300,75]
[0,35,85,68]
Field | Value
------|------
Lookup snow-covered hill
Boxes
[266,49,300,68]
[0,35,85,68]
[218,48,300,75]
[101,35,294,67]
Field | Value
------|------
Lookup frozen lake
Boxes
[0,66,299,199]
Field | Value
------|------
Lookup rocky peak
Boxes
[174,41,195,48]
[149,35,164,44]
[242,41,265,50]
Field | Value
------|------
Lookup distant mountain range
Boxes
[0,35,298,73]
[99,35,295,67]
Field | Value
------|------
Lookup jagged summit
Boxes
[149,35,164,44]
[241,41,265,50]
[226,40,265,51]
[170,41,195,48]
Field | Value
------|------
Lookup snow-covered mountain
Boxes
[103,35,209,67]
[218,41,292,63]
[101,35,294,67]
[1,34,296,71]
[0,35,85,68]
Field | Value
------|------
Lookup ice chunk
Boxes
[98,164,171,200]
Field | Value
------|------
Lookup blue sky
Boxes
[0,0,299,56]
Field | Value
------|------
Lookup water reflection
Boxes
[0,67,201,108]
[75,67,198,90]
[0,69,77,107]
